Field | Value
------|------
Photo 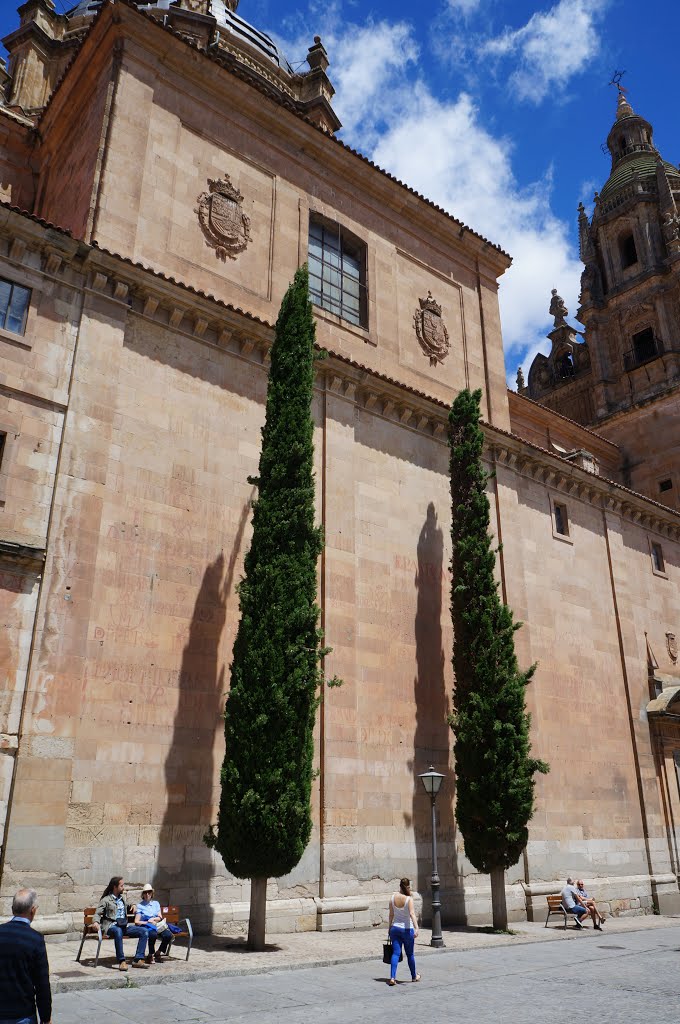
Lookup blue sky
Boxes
[1,0,677,380]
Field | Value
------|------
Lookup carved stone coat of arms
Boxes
[197,174,251,261]
[413,291,450,366]
[666,632,678,663]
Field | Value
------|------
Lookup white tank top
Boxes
[391,894,412,929]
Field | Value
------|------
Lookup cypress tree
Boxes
[208,266,323,950]
[448,388,548,930]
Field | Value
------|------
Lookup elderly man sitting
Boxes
[561,877,602,930]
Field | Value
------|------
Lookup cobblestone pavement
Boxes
[50,917,680,1022]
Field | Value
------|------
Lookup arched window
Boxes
[556,351,575,379]
[620,233,638,269]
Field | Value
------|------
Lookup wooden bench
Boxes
[545,894,568,929]
[76,904,193,966]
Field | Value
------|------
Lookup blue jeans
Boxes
[0,1017,37,1024]
[389,925,417,980]
[107,919,148,961]
[567,905,587,918]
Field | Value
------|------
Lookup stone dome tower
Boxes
[576,88,680,422]
[524,87,680,506]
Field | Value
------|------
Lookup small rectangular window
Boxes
[553,502,569,537]
[0,277,31,335]
[651,542,665,574]
[659,479,673,493]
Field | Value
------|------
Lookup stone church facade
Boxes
[0,0,678,938]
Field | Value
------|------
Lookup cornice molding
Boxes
[488,428,680,541]
[0,539,46,567]
[1,202,678,541]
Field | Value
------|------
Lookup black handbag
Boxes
[383,938,403,964]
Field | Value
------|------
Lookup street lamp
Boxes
[418,765,446,948]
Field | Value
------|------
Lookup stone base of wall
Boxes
[522,873,680,921]
[32,873,680,942]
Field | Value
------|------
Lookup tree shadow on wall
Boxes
[153,500,251,934]
[407,502,465,927]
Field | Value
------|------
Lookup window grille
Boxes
[308,218,367,328]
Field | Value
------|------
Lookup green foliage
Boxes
[209,266,324,880]
[448,388,548,875]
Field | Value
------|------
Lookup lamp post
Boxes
[418,765,445,947]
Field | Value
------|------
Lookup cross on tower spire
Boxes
[609,69,627,94]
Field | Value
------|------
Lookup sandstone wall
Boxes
[1,0,679,931]
[0,111,33,210]
[1,232,679,931]
[496,453,680,914]
[35,39,115,241]
[595,390,680,512]
[34,18,510,432]
[0,232,79,875]
[2,282,263,924]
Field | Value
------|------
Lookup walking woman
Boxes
[387,877,421,985]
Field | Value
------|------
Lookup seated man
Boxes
[90,876,150,970]
[576,880,605,927]
[560,876,595,929]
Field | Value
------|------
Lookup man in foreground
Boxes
[0,887,52,1024]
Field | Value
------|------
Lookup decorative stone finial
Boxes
[549,288,568,327]
[307,35,329,72]
[516,366,525,390]
[578,203,594,263]
[610,71,634,120]
[615,89,634,121]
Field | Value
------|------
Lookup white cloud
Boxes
[277,8,584,379]
[481,0,607,103]
[578,178,598,212]
[446,0,483,13]
[369,89,583,376]
[326,21,419,141]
